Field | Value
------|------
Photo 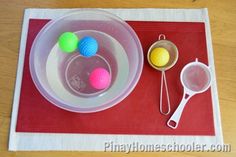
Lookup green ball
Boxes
[58,32,79,53]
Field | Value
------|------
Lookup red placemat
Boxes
[16,19,215,135]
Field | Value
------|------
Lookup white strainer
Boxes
[167,58,212,129]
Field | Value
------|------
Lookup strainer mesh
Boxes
[182,64,211,92]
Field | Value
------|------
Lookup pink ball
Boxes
[89,68,111,90]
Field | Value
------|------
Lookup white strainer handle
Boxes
[167,92,192,129]
[160,71,171,115]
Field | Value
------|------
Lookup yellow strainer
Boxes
[147,34,179,115]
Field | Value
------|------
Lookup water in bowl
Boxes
[46,30,129,108]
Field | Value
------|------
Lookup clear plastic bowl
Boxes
[29,9,143,113]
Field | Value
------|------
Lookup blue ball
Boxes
[78,36,98,57]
